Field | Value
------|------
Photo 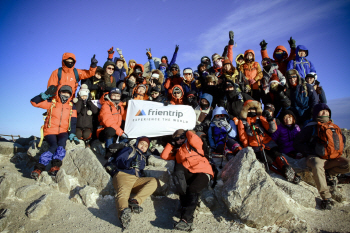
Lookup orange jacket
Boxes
[47,53,97,93]
[169,85,184,105]
[31,85,77,136]
[240,50,263,90]
[161,131,214,177]
[164,75,183,91]
[261,45,295,75]
[98,93,125,136]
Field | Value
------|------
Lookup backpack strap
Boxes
[47,99,56,128]
[68,102,74,132]
[57,67,79,84]
[73,68,79,83]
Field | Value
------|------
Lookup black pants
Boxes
[45,133,68,154]
[254,146,281,165]
[76,128,92,140]
[99,127,116,142]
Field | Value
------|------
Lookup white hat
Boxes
[79,84,90,97]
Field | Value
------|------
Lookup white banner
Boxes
[91,100,102,109]
[124,100,196,138]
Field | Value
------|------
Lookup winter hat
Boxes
[261,58,272,65]
[150,86,161,93]
[151,73,160,79]
[312,103,331,120]
[183,68,193,74]
[59,85,73,95]
[172,129,185,138]
[114,57,125,63]
[137,84,147,91]
[264,103,275,114]
[279,109,297,123]
[212,53,223,62]
[138,137,150,146]
[79,84,90,97]
[103,61,115,70]
[306,72,317,86]
[186,90,197,97]
[223,58,232,65]
[109,87,121,95]
[269,74,280,87]
[205,74,218,84]
[95,67,105,76]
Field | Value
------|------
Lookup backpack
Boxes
[58,67,79,84]
[314,121,344,159]
[292,83,309,116]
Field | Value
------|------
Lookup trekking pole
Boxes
[251,124,270,173]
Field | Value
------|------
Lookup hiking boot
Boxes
[321,198,333,210]
[283,165,296,182]
[119,208,132,229]
[31,169,42,180]
[174,219,193,231]
[48,166,60,176]
[128,198,143,214]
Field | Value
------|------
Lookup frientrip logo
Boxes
[135,109,146,116]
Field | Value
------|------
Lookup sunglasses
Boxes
[151,91,159,95]
[215,114,225,118]
[289,75,297,79]
[107,67,114,70]
[184,73,192,76]
[174,92,181,95]
[174,135,186,141]
[171,68,178,71]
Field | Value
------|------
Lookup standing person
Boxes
[30,85,78,179]
[161,130,214,231]
[293,103,349,210]
[81,67,106,100]
[194,93,213,125]
[220,58,250,94]
[47,53,98,94]
[74,84,99,147]
[260,58,286,94]
[164,64,183,96]
[107,47,128,86]
[259,37,296,75]
[287,45,316,78]
[235,54,245,70]
[180,68,200,97]
[239,50,263,101]
[102,61,117,92]
[170,85,184,105]
[106,137,158,229]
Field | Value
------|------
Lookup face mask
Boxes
[274,53,284,60]
[127,79,135,87]
[317,116,330,123]
[111,99,120,104]
[247,112,257,118]
[200,102,209,110]
[64,60,75,68]
[214,60,222,68]
[137,77,144,84]
[245,58,253,63]
[159,66,166,73]
[60,94,70,104]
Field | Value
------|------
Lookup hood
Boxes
[312,103,331,120]
[201,56,212,66]
[134,64,144,73]
[235,53,245,66]
[285,69,302,88]
[211,106,229,121]
[128,59,137,68]
[273,45,288,60]
[295,45,309,60]
[170,63,180,71]
[103,61,115,70]
[205,74,218,84]
[244,49,255,61]
[170,84,184,100]
[240,100,262,119]
[278,109,297,124]
[146,69,164,84]
[55,85,74,103]
[62,53,76,71]
[200,93,213,107]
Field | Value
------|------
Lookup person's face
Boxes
[200,99,209,105]
[226,86,234,91]
[247,108,256,113]
[151,91,160,98]
[214,59,223,67]
[60,91,71,97]
[175,134,186,145]
[116,61,123,69]
[171,68,178,75]
[130,62,136,68]
[207,81,215,86]
[161,58,167,64]
[138,140,149,153]
[289,74,298,86]
[106,65,114,75]
[81,95,88,100]
[214,114,225,119]
[246,53,253,60]
[129,76,136,83]
[137,87,145,95]
[184,73,193,81]
[110,93,121,100]
[237,58,244,64]
[306,77,314,84]
[298,50,306,57]
[262,60,270,67]
[318,110,330,117]
[174,91,182,99]
[199,66,206,72]
[224,64,231,71]
[283,114,294,125]
[95,73,102,79]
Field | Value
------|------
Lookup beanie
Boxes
[212,53,223,62]
[138,137,150,146]
[79,84,90,97]
[269,73,280,84]
[223,58,232,65]
[109,87,121,95]
[103,61,115,70]
[172,129,185,138]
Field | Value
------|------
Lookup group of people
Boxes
[29,31,350,231]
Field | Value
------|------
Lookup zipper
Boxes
[58,104,64,133]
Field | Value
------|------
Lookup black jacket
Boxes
[75,98,99,129]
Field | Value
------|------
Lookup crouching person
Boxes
[237,100,300,184]
[293,103,350,210]
[105,137,157,229]
[161,130,214,231]
[30,85,78,179]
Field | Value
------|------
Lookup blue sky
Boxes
[1,0,350,137]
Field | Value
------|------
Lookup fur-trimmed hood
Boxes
[240,100,262,119]
[205,74,218,84]
[146,69,164,85]
[285,69,302,88]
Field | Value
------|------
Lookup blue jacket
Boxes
[287,45,316,78]
[208,107,237,149]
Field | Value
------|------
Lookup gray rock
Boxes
[341,128,350,159]
[61,148,114,196]
[221,147,295,228]
[0,176,10,202]
[16,185,42,200]
[278,217,310,233]
[270,173,318,208]
[79,186,98,207]
[64,139,85,151]
[25,194,51,220]
[55,169,70,194]
[147,155,175,173]
[143,166,169,196]
[0,208,11,232]
[0,141,26,156]
[200,188,216,209]
[90,139,106,160]
[39,172,53,185]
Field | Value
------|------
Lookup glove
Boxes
[229,31,234,45]
[73,97,78,103]
[163,101,170,106]
[146,48,152,59]
[69,133,80,144]
[175,45,179,53]
[107,47,114,59]
[194,124,203,132]
[40,85,57,100]
[259,40,268,50]
[116,48,123,58]
[249,79,256,85]
[263,110,273,122]
[221,119,232,131]
[222,45,228,58]
[288,36,296,49]
[90,54,98,68]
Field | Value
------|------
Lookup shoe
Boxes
[48,166,60,176]
[321,198,333,210]
[174,219,193,231]
[128,198,143,214]
[119,208,132,229]
[31,169,42,180]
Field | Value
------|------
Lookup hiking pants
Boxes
[306,155,350,199]
[112,171,157,217]
[76,128,92,140]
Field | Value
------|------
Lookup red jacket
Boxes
[261,45,295,75]
[161,131,214,177]
[47,53,96,94]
